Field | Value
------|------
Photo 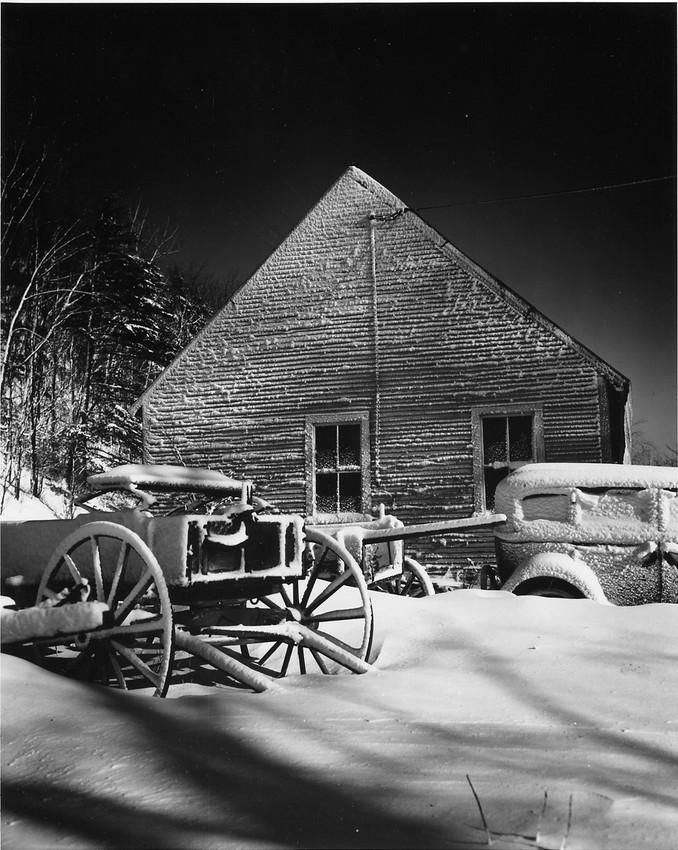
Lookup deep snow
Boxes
[2,589,677,850]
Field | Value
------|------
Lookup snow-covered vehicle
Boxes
[1,463,504,696]
[488,463,678,603]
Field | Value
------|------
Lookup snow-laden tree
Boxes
[1,157,218,511]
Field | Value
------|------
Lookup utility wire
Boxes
[409,174,676,212]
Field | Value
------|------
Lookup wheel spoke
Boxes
[107,542,129,607]
[106,646,128,689]
[111,640,161,688]
[90,536,105,602]
[63,554,84,585]
[279,585,293,608]
[313,544,331,572]
[279,643,294,676]
[300,569,319,608]
[219,644,288,679]
[113,569,154,624]
[258,596,285,612]
[310,648,329,674]
[257,640,283,665]
[315,628,360,654]
[402,572,415,594]
[297,646,306,674]
[306,606,367,624]
[305,569,352,613]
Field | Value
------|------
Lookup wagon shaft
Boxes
[0,601,111,646]
[359,513,507,544]
[175,620,373,691]
[174,629,274,692]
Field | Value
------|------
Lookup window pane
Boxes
[482,417,507,464]
[316,473,338,512]
[508,415,533,462]
[312,418,366,514]
[338,424,361,468]
[484,467,509,511]
[339,472,362,512]
[315,425,337,470]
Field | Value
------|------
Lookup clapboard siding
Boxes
[140,166,629,571]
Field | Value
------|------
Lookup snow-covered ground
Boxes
[2,589,677,850]
[0,488,64,521]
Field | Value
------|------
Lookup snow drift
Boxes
[2,589,677,849]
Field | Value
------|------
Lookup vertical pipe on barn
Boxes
[623,390,633,464]
[368,213,382,488]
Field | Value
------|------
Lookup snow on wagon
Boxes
[490,463,678,604]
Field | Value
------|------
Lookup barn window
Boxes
[472,406,544,512]
[305,412,370,518]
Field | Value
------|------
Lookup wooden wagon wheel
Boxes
[370,556,435,597]
[35,521,175,697]
[225,527,374,678]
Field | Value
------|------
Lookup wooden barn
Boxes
[133,166,631,573]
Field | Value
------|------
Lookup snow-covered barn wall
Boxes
[135,166,630,572]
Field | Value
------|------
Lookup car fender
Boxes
[501,551,610,602]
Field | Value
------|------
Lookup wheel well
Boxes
[511,576,586,598]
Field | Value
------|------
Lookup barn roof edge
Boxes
[131,165,629,415]
[130,166,370,414]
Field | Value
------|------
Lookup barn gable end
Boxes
[135,166,630,571]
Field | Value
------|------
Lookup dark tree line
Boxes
[1,151,229,511]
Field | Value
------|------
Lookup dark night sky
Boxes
[3,3,676,452]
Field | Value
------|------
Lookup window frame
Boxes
[305,411,371,519]
[471,404,544,512]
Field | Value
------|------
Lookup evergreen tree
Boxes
[2,159,222,511]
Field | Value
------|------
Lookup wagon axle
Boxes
[177,598,295,632]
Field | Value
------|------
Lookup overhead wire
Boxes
[407,174,676,213]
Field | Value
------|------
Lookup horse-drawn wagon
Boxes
[1,464,504,697]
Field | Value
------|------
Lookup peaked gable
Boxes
[132,165,628,413]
